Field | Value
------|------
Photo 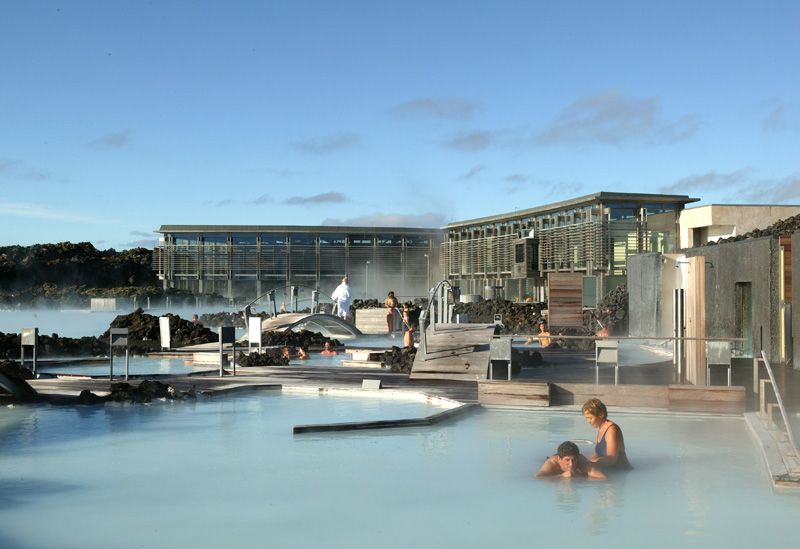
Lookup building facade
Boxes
[441,192,698,304]
[152,225,442,301]
[679,204,800,248]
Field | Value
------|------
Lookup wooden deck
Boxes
[409,323,498,381]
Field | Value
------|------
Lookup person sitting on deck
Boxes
[535,441,606,480]
[320,341,337,355]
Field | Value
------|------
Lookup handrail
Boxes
[759,350,800,460]
[420,279,455,355]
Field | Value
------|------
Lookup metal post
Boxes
[109,345,114,380]
[311,290,319,314]
[125,347,130,381]
[423,254,430,293]
[753,356,760,395]
[365,261,371,299]
[232,341,236,376]
[219,330,224,378]
[20,346,24,369]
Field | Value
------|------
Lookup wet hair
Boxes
[557,441,580,458]
[582,398,608,420]
[387,291,395,297]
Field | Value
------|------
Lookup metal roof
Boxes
[443,191,699,229]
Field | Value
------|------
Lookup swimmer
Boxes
[582,398,632,469]
[320,341,337,355]
[535,441,606,480]
[297,346,309,360]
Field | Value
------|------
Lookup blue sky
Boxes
[1,1,798,250]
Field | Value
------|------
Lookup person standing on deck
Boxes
[385,291,399,334]
[331,276,352,320]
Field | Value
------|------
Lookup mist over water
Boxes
[0,306,239,339]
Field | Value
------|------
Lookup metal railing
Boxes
[757,350,800,460]
[483,333,747,385]
[419,280,456,356]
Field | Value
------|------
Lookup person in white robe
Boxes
[330,276,351,320]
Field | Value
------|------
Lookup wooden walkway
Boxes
[410,323,497,381]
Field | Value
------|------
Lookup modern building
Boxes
[679,204,800,248]
[441,192,698,304]
[152,225,442,301]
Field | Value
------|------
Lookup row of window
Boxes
[448,202,679,241]
[167,233,435,247]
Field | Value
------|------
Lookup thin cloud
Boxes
[215,199,233,207]
[284,192,346,205]
[445,130,493,152]
[0,201,110,224]
[536,91,699,146]
[253,194,273,205]
[321,212,446,228]
[0,159,49,181]
[293,134,360,155]
[393,97,480,120]
[89,129,130,150]
[763,106,786,131]
[504,174,529,183]
[761,102,797,132]
[659,170,749,195]
[130,230,153,238]
[0,158,21,174]
[737,173,800,203]
[458,165,485,181]
[505,179,583,197]
[246,167,304,177]
[121,238,157,249]
[19,168,49,181]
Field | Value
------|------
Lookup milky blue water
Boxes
[0,307,238,339]
[1,396,798,549]
[35,356,215,377]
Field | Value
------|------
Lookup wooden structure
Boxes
[409,323,498,381]
[478,381,551,406]
[685,256,707,385]
[478,380,745,414]
[547,273,583,328]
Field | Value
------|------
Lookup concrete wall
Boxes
[792,232,800,369]
[685,236,778,362]
[680,205,800,248]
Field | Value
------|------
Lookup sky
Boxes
[1,1,799,250]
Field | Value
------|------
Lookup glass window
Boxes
[405,235,431,246]
[232,233,256,245]
[202,233,228,244]
[289,233,316,246]
[260,234,287,245]
[174,233,198,246]
[349,235,373,246]
[319,233,347,245]
[377,235,403,246]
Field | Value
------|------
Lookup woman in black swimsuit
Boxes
[582,398,632,469]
